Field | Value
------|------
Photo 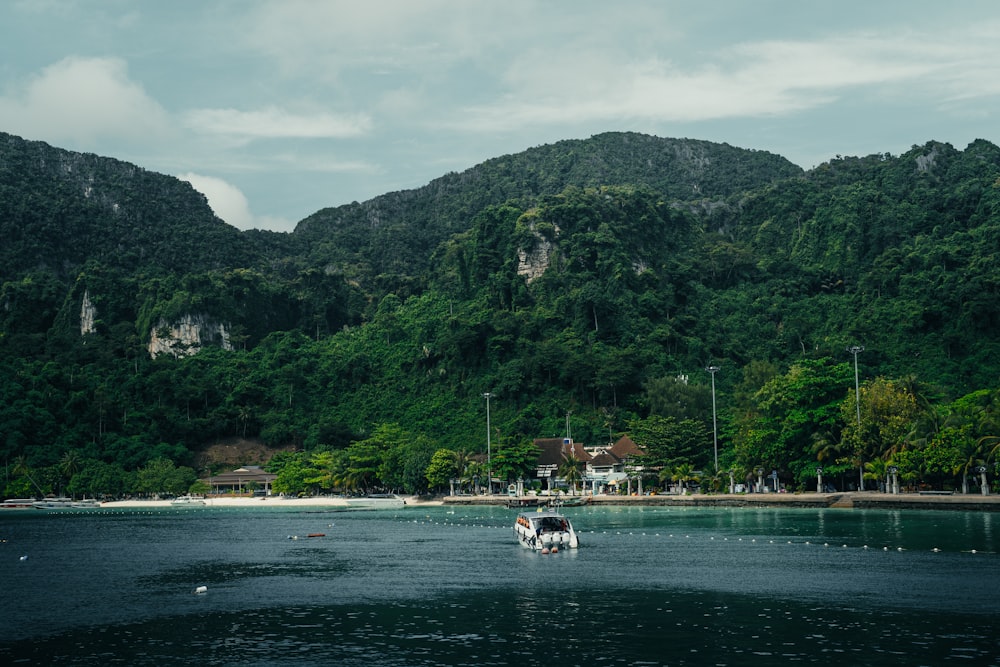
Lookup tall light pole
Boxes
[706,366,720,470]
[483,392,492,495]
[847,345,864,490]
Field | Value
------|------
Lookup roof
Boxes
[609,435,645,459]
[533,438,592,466]
[588,452,620,467]
[210,465,276,483]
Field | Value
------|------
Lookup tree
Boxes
[558,454,584,494]
[628,415,711,470]
[304,450,342,494]
[840,377,920,489]
[491,439,541,486]
[863,458,889,492]
[661,462,697,494]
[425,448,459,492]
[272,454,310,496]
[135,458,196,497]
[732,358,853,489]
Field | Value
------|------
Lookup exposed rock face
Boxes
[516,221,559,283]
[148,314,232,358]
[80,290,97,335]
[517,240,553,283]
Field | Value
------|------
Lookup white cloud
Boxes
[178,172,294,233]
[183,106,372,141]
[454,28,1000,131]
[0,56,170,146]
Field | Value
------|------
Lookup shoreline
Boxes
[84,491,1000,511]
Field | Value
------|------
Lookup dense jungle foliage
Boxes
[2,130,999,499]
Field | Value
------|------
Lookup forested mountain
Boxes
[294,132,803,293]
[2,130,998,499]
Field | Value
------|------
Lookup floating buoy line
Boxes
[384,514,994,555]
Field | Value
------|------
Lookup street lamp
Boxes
[706,366,720,470]
[483,392,493,495]
[846,345,864,490]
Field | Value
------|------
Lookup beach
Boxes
[94,491,1000,511]
[97,495,445,509]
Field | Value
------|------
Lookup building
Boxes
[585,435,648,494]
[531,437,591,492]
[207,465,276,496]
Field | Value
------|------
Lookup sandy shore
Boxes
[95,491,1000,511]
[100,495,444,509]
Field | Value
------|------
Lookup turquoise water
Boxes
[1,504,998,665]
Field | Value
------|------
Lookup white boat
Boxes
[71,499,101,509]
[32,497,74,509]
[171,495,207,506]
[2,498,36,509]
[514,510,580,551]
[343,494,406,509]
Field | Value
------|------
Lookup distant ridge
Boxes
[292,132,804,281]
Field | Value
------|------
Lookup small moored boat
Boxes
[551,496,590,508]
[32,497,74,509]
[2,498,37,509]
[344,494,405,509]
[171,495,207,506]
[514,510,580,551]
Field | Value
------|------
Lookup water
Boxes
[1,504,998,666]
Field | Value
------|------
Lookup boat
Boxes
[1,498,36,509]
[514,510,580,551]
[170,495,207,506]
[505,496,544,509]
[343,494,406,509]
[551,496,590,508]
[31,497,74,509]
[31,497,103,510]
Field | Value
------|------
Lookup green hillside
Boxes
[1,131,998,499]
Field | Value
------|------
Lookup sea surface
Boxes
[1,503,998,666]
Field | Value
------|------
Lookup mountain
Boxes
[0,132,261,282]
[1,130,999,497]
[293,132,803,291]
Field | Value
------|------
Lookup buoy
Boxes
[541,547,550,554]
[551,546,559,553]
[19,555,28,561]
[194,585,208,594]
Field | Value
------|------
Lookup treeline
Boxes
[2,133,1000,499]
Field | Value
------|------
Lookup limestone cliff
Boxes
[79,290,97,335]
[148,314,232,358]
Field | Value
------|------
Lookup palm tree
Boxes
[558,455,584,495]
[699,464,726,494]
[863,458,889,493]
[662,462,697,495]
[13,455,45,496]
[453,450,473,492]
[58,450,84,497]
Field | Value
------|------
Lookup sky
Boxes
[2,1,999,233]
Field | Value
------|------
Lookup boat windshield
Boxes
[537,516,569,532]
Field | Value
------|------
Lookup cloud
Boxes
[0,56,170,146]
[183,107,372,141]
[454,28,1000,132]
[178,172,294,233]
